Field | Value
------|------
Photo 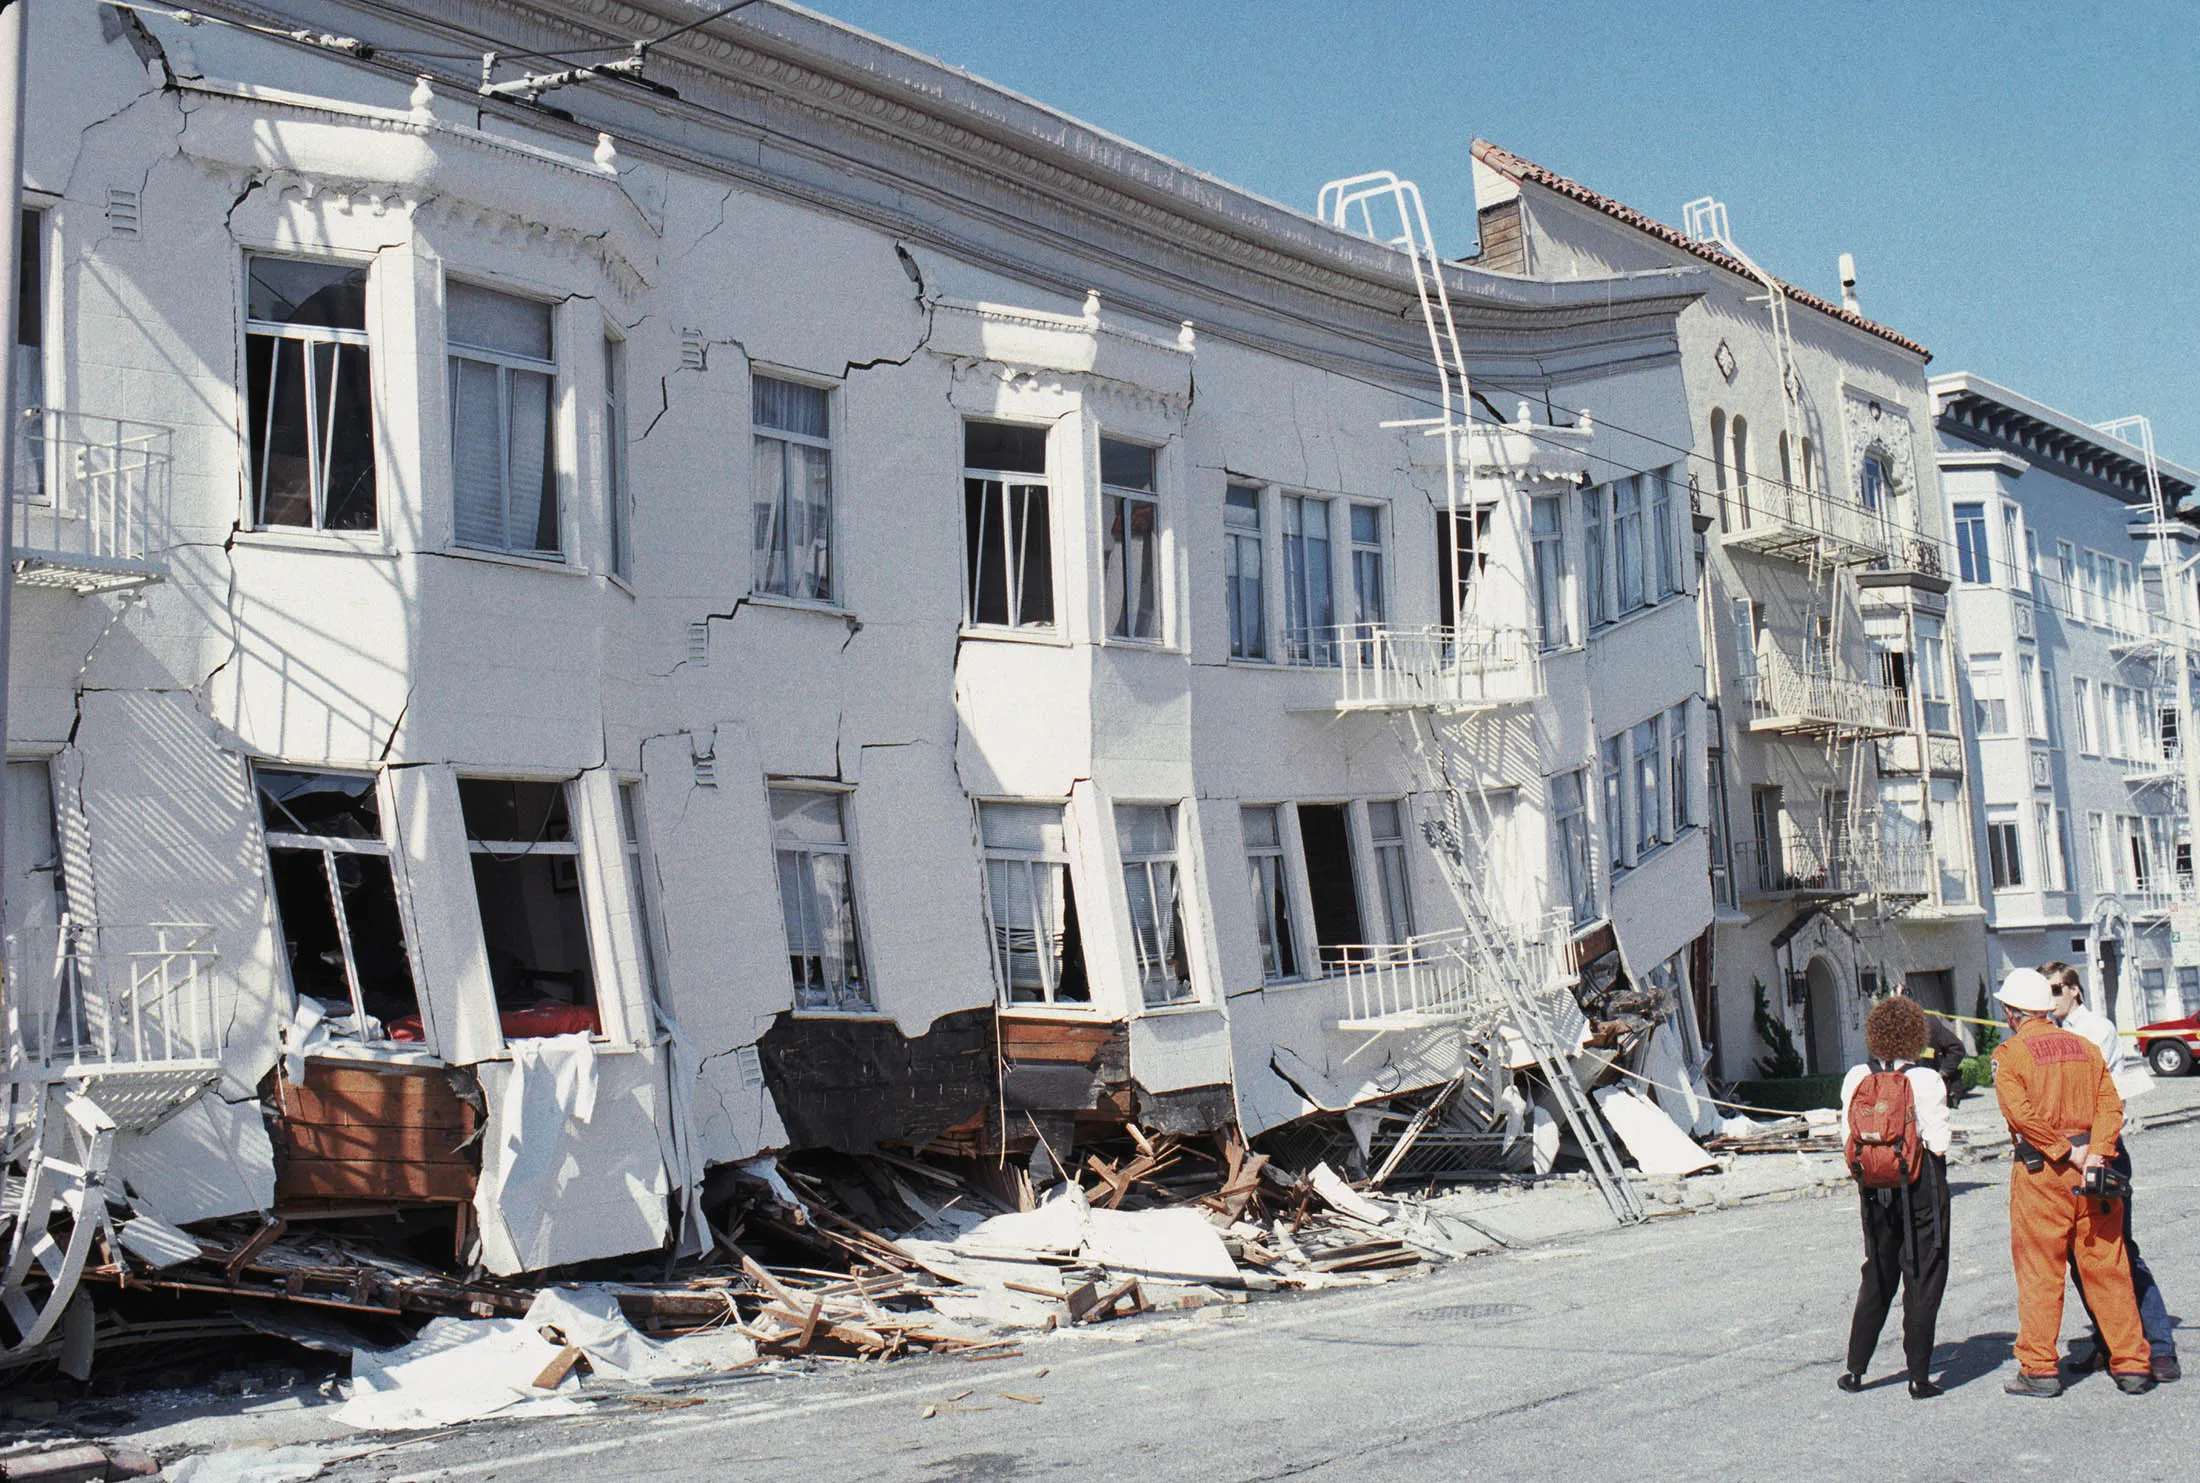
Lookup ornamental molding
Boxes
[1841,383,1919,503]
[172,77,654,298]
[929,295,1194,416]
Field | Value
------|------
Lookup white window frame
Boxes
[1347,501,1387,639]
[1953,502,1989,584]
[1650,467,1680,598]
[459,776,605,1041]
[1970,652,2008,736]
[257,764,417,1039]
[1582,483,1610,628]
[1241,803,1301,983]
[1224,484,1267,661]
[1116,802,1195,1007]
[752,372,837,605]
[1915,614,1951,734]
[978,801,1088,1009]
[245,253,379,533]
[1985,808,2025,891]
[1280,493,1336,666]
[1551,768,1596,928]
[1366,798,1416,944]
[769,783,872,1013]
[1613,474,1644,615]
[604,331,632,582]
[2073,675,2097,755]
[1100,436,1163,642]
[616,779,666,1008]
[2038,801,2066,893]
[2020,651,2046,740]
[962,420,1057,632]
[447,281,563,559]
[1530,494,1569,650]
[2055,539,2077,615]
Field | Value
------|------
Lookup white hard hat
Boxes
[1995,968,2058,1013]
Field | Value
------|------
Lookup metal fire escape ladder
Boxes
[2097,415,2197,893]
[1320,173,1642,1223]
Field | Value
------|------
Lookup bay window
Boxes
[449,282,560,558]
[963,421,1054,628]
[247,256,377,531]
[978,803,1088,1005]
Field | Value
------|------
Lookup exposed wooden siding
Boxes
[1476,201,1526,274]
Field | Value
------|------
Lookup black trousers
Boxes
[1846,1152,1951,1383]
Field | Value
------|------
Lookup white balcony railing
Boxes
[1743,644,1911,738]
[1735,826,1932,902]
[1335,624,1543,712]
[10,408,175,593]
[1332,912,1571,1030]
[1722,481,1896,566]
[4,920,223,1072]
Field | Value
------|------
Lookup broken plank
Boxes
[532,1345,585,1390]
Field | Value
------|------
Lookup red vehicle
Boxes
[2135,1014,2200,1077]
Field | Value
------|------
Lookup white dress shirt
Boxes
[1838,1060,1952,1155]
[2062,1002,2152,1102]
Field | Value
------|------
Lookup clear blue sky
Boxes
[816,0,2200,463]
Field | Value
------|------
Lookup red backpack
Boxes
[1845,1066,1924,1188]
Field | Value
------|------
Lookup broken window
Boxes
[978,802,1088,1006]
[13,210,43,501]
[257,766,420,1038]
[1296,803,1364,970]
[1224,485,1266,660]
[617,781,665,1008]
[1101,438,1159,640]
[246,256,377,531]
[1281,494,1334,665]
[458,778,598,1037]
[1367,799,1415,943]
[1118,804,1192,1005]
[1551,769,1595,928]
[1241,805,1299,982]
[770,786,871,1012]
[753,376,833,602]
[963,421,1054,629]
[448,281,560,558]
[605,334,632,581]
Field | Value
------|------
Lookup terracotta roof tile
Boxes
[1471,139,1930,362]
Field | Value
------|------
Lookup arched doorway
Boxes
[1805,955,1844,1076]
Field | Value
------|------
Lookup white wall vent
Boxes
[104,188,141,237]
[679,328,706,371]
[686,620,710,665]
[692,751,717,789]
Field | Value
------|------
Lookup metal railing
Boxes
[1743,643,1911,736]
[4,920,223,1071]
[1332,911,1569,1027]
[1723,482,1896,565]
[1866,537,1943,580]
[1735,826,1932,901]
[10,408,175,592]
[1335,623,1543,711]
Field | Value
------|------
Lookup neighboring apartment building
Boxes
[1469,141,1991,1082]
[3,0,1714,1330]
[1931,375,2200,1032]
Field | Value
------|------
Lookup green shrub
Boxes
[1960,1053,1995,1090]
[1732,1075,1847,1112]
[1753,982,1805,1080]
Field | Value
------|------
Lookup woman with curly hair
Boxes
[1836,993,1953,1398]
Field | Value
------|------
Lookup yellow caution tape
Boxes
[1924,1007,2140,1038]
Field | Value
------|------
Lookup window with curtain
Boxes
[604,335,632,581]
[1581,483,1609,628]
[1613,475,1644,613]
[1101,438,1160,640]
[1531,495,1567,648]
[1348,503,1386,639]
[1225,486,1266,660]
[448,282,559,557]
[770,787,869,1011]
[1650,468,1679,597]
[1367,799,1415,943]
[1281,495,1334,665]
[753,376,834,602]
[1552,769,1595,927]
[1241,804,1299,982]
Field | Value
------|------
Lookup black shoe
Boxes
[2115,1372,2158,1395]
[1836,1373,1864,1393]
[2005,1372,2064,1398]
[1908,1379,1943,1399]
[2152,1353,2181,1383]
[2069,1341,2111,1372]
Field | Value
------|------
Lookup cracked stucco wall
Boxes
[15,2,1719,1263]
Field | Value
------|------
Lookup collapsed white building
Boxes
[2,0,1721,1349]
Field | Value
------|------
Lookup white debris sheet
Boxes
[338,1283,700,1430]
[1592,1086,1715,1176]
[166,1444,355,1483]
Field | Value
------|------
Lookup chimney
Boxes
[1838,253,1861,315]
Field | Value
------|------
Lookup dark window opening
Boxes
[258,766,419,1038]
[1298,803,1365,967]
[964,420,1055,629]
[1437,505,1494,630]
[459,778,598,1036]
[245,257,377,532]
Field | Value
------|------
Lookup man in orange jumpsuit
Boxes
[1992,968,2156,1396]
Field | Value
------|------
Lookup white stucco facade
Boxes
[1931,373,2200,1035]
[1469,141,1991,1081]
[4,0,1716,1275]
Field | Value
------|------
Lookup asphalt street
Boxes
[309,1084,2200,1483]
